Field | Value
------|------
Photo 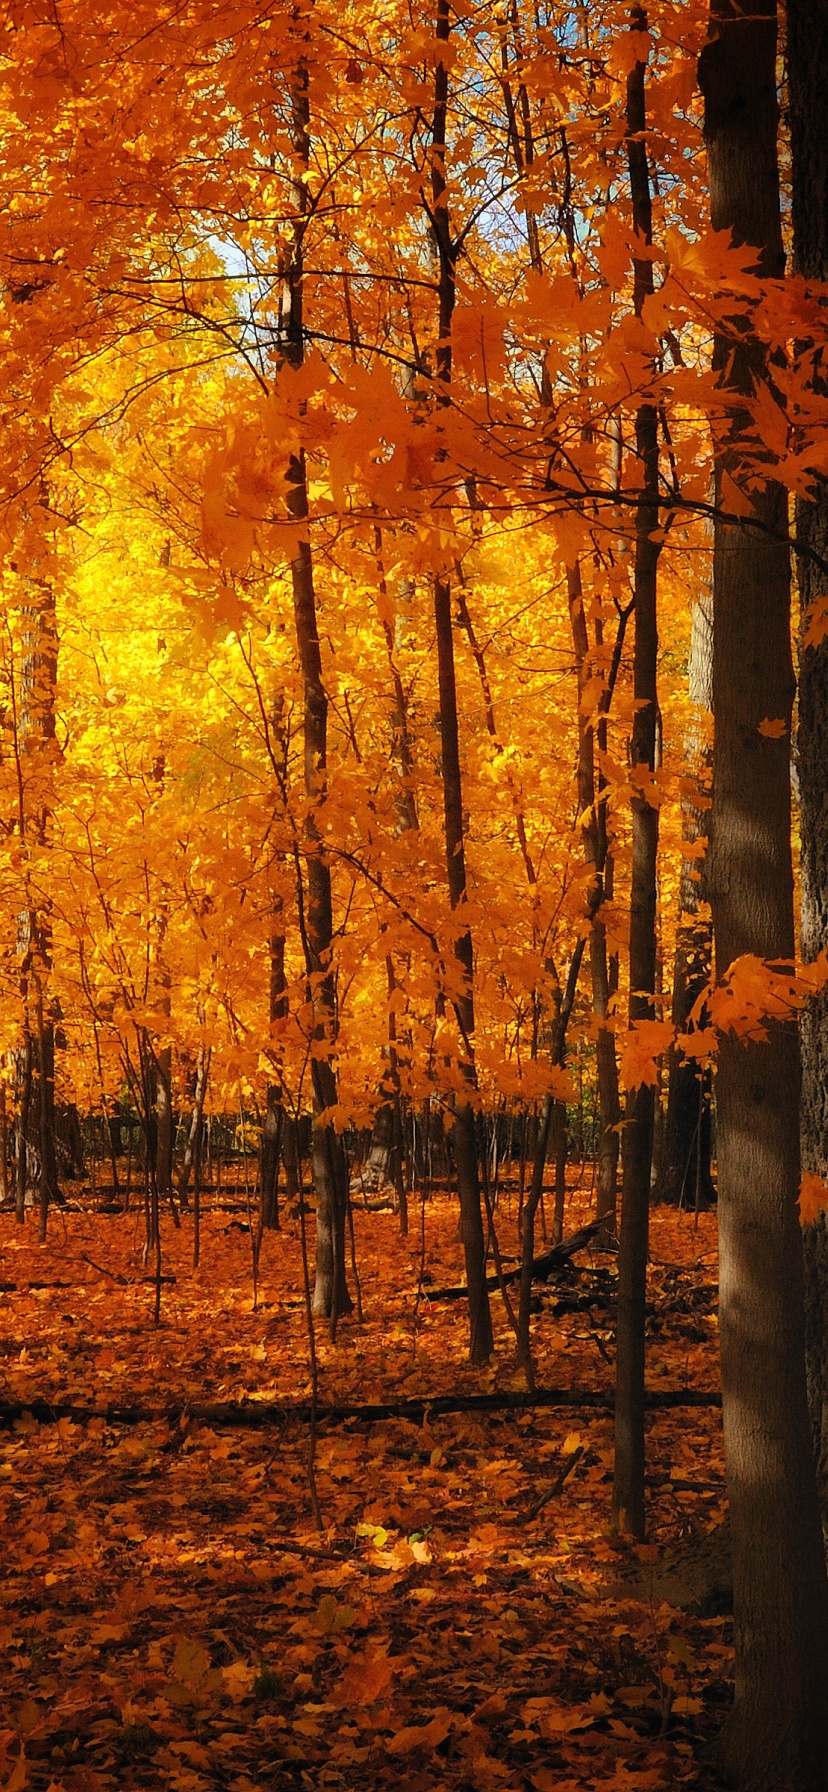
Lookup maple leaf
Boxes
[619,1020,675,1091]
[803,594,828,649]
[386,1707,453,1754]
[799,1173,828,1226]
[331,1647,394,1708]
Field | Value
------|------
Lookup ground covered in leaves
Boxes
[0,1181,729,1791]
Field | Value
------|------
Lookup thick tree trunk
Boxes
[613,15,662,1542]
[700,6,828,1785]
[788,0,828,1523]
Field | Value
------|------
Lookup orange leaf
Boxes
[800,1173,828,1226]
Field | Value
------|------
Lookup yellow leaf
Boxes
[562,1432,582,1455]
[757,717,787,738]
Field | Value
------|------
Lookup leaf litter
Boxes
[0,1191,729,1790]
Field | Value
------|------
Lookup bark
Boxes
[613,14,662,1542]
[654,586,715,1209]
[154,1044,174,1213]
[788,0,828,1526]
[261,887,289,1233]
[700,6,828,1784]
[178,1045,211,1209]
[259,1091,282,1231]
[427,0,492,1364]
[372,535,416,1235]
[0,1085,8,1206]
[17,572,60,1230]
[517,944,584,1383]
[566,566,621,1233]
[15,1030,32,1223]
[433,572,492,1363]
[282,55,350,1329]
[0,1385,722,1433]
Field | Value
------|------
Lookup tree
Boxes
[788,0,828,1519]
[700,1,828,1783]
[613,7,663,1541]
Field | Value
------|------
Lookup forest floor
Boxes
[0,1177,729,1792]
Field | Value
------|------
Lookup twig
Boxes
[81,1254,130,1286]
[520,1444,585,1523]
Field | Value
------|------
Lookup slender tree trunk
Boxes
[15,1029,32,1222]
[178,1045,211,1208]
[0,1084,8,1206]
[428,0,492,1363]
[373,528,416,1236]
[788,0,828,1526]
[653,588,715,1207]
[17,570,60,1231]
[566,570,621,1233]
[155,1042,174,1213]
[517,943,584,1383]
[282,54,350,1329]
[700,6,828,1784]
[260,892,289,1232]
[613,12,662,1541]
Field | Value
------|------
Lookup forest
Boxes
[1,0,827,1788]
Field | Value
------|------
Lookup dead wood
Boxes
[423,1221,601,1301]
[0,1384,721,1431]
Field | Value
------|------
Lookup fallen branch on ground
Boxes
[423,1222,601,1301]
[0,1385,722,1431]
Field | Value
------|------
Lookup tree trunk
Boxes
[15,1030,32,1223]
[282,54,350,1331]
[17,569,60,1231]
[565,563,621,1236]
[178,1045,211,1209]
[613,13,662,1542]
[155,1043,174,1215]
[700,5,828,1784]
[788,0,828,1525]
[375,528,416,1237]
[261,879,289,1234]
[427,0,492,1364]
[653,587,715,1207]
[517,944,584,1383]
[259,1090,282,1231]
[0,1084,8,1206]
